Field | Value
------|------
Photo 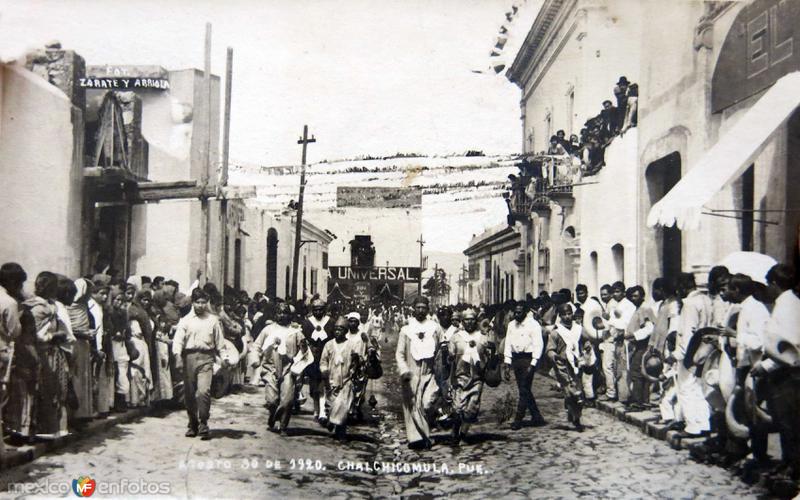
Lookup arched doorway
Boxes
[646,152,682,280]
[266,228,278,297]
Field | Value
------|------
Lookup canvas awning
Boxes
[647,71,800,230]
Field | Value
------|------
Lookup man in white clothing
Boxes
[753,264,800,485]
[595,284,615,400]
[503,303,546,430]
[607,282,636,403]
[718,273,771,468]
[396,297,442,449]
[673,272,712,436]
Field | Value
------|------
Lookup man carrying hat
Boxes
[396,297,442,449]
[673,272,713,437]
[300,298,334,424]
[624,286,656,411]
[449,307,491,443]
[345,311,372,422]
[253,302,306,434]
[753,264,800,492]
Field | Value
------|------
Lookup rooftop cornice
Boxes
[507,0,571,86]
[463,226,520,256]
[301,219,335,245]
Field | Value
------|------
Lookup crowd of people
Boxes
[399,260,797,496]
[0,264,391,445]
[510,75,639,199]
[0,267,253,445]
[2,258,798,495]
[304,259,797,496]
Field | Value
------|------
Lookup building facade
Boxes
[463,224,522,305]
[0,45,255,295]
[505,0,644,296]
[639,0,800,286]
[501,0,800,299]
[0,51,86,285]
[241,203,334,300]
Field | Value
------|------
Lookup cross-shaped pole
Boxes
[291,125,316,301]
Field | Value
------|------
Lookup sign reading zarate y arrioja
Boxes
[78,77,170,90]
[327,266,421,283]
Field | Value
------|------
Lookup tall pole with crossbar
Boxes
[416,235,425,297]
[290,125,315,301]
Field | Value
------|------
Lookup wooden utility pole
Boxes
[447,276,452,305]
[433,263,439,306]
[416,235,425,296]
[200,22,212,284]
[220,47,233,293]
[458,264,468,303]
[291,125,315,301]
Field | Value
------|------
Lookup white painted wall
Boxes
[636,0,797,291]
[241,208,331,299]
[517,0,643,294]
[0,64,83,293]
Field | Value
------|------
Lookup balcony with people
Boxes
[549,75,638,178]
[504,76,639,224]
[504,153,578,223]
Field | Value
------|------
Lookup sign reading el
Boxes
[712,0,800,112]
[328,266,421,283]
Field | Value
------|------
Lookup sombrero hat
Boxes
[725,372,774,439]
[641,350,664,382]
[683,327,720,370]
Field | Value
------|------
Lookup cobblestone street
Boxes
[0,333,768,499]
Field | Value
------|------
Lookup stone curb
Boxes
[592,399,707,450]
[1,406,156,471]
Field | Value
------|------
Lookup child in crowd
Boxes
[129,320,152,407]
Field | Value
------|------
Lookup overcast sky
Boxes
[1,0,529,166]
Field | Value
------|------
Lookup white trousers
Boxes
[599,341,616,398]
[659,382,679,421]
[675,364,710,434]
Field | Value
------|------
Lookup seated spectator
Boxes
[568,134,581,157]
[600,100,620,137]
[547,135,567,156]
[582,136,605,175]
[556,129,570,151]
